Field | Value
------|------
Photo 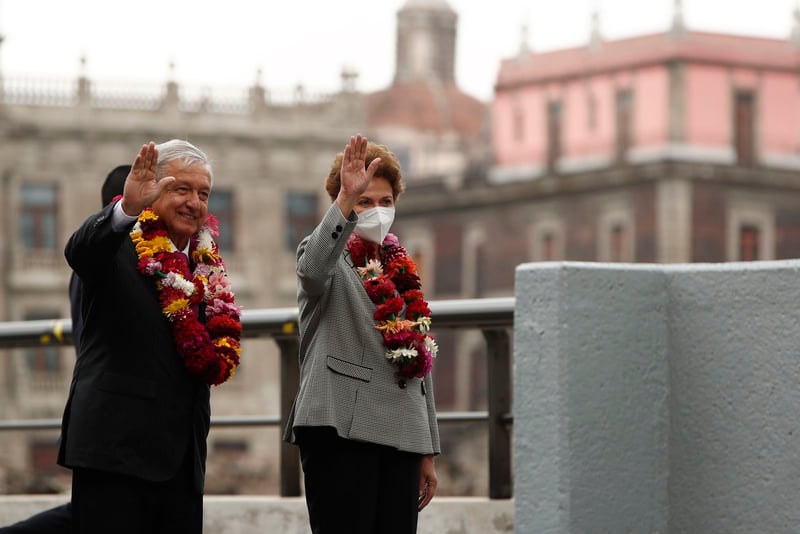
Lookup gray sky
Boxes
[0,0,796,101]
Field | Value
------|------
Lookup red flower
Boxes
[393,272,421,293]
[396,348,432,379]
[206,316,243,338]
[346,235,370,267]
[402,289,425,302]
[216,339,242,365]
[189,278,205,306]
[364,275,396,303]
[160,253,191,277]
[374,296,404,321]
[140,219,169,235]
[381,243,408,264]
[385,255,416,278]
[159,287,188,308]
[406,300,430,320]
[384,330,423,350]
[173,317,210,354]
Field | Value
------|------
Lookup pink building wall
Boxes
[760,73,799,154]
[493,66,672,166]
[493,31,800,172]
[684,65,731,147]
[632,66,669,148]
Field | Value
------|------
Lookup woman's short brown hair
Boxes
[325,142,405,202]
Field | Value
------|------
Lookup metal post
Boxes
[276,335,301,497]
[483,328,513,499]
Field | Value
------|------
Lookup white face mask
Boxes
[354,206,395,244]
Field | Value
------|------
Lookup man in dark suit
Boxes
[69,164,130,346]
[0,165,129,534]
[58,140,239,534]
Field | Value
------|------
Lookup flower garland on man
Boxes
[118,140,242,386]
[131,209,242,386]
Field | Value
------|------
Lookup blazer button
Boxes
[335,224,343,232]
[331,232,339,239]
[398,379,407,389]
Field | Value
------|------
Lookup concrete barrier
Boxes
[0,495,514,533]
[514,260,800,534]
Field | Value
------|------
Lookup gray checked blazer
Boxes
[283,202,441,455]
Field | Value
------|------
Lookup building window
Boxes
[610,224,626,262]
[285,191,318,252]
[598,208,634,262]
[616,89,634,162]
[208,189,235,252]
[734,90,756,165]
[739,225,759,261]
[546,100,562,171]
[21,184,58,250]
[24,310,61,373]
[542,232,557,261]
[726,203,774,262]
[531,221,564,262]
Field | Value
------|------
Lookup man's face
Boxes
[151,160,212,250]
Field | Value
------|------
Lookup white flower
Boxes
[416,316,432,333]
[357,259,384,278]
[386,347,417,363]
[423,336,439,358]
[196,228,213,252]
[162,271,195,295]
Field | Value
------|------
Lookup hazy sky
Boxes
[0,0,797,101]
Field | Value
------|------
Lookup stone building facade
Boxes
[0,75,365,493]
[0,0,490,496]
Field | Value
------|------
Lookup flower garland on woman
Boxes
[130,208,242,386]
[347,232,438,379]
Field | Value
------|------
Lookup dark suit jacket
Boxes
[58,202,210,493]
[68,272,83,349]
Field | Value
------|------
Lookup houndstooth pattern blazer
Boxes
[283,202,441,455]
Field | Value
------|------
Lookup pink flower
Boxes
[207,271,231,294]
[206,298,241,319]
[383,233,400,247]
[204,214,220,238]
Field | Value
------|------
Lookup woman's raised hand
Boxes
[336,134,381,217]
